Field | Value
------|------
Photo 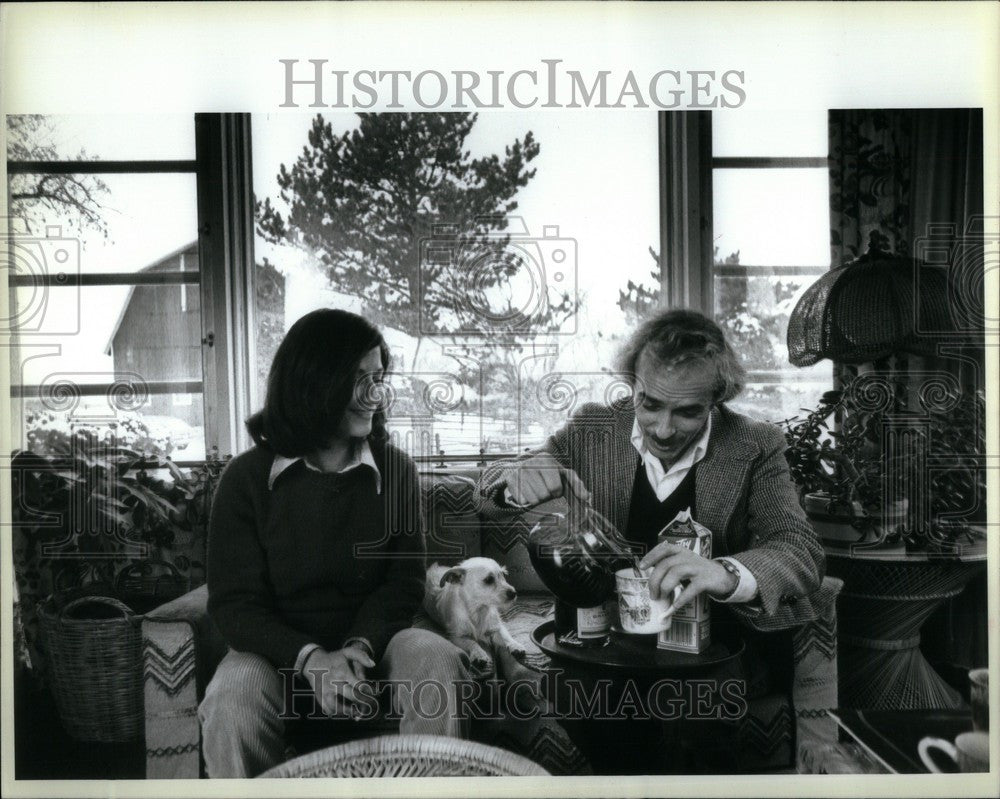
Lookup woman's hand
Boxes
[301,643,376,717]
[638,541,737,611]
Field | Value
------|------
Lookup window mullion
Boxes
[195,114,256,457]
[659,111,714,314]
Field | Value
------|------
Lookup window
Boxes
[5,114,252,460]
[711,110,833,422]
[7,111,831,465]
[659,111,833,423]
[250,111,660,458]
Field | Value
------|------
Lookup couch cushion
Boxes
[420,473,482,565]
[422,470,549,592]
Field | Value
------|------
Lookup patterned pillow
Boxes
[421,474,482,565]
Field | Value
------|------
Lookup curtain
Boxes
[828,109,985,395]
[829,110,916,262]
[827,109,986,670]
[829,109,983,265]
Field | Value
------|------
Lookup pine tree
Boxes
[256,113,556,336]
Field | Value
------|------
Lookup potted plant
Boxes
[781,375,988,710]
[780,377,985,555]
[11,412,228,740]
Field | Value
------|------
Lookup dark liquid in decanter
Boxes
[527,506,636,648]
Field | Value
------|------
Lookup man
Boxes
[478,308,827,632]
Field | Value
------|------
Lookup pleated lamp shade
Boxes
[787,244,956,367]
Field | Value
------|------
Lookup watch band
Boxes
[715,557,741,601]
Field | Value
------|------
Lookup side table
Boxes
[826,550,986,710]
[531,620,748,774]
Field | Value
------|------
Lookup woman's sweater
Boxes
[206,441,426,670]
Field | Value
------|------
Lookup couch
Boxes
[142,470,843,778]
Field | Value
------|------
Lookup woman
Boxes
[198,309,472,778]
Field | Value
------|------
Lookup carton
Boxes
[654,508,712,653]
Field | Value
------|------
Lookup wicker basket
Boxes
[115,559,187,615]
[259,734,550,778]
[37,595,144,742]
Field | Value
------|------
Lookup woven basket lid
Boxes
[787,238,957,366]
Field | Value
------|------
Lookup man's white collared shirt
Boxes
[629,415,712,503]
[630,415,757,604]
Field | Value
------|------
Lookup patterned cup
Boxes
[969,668,989,731]
[615,567,676,634]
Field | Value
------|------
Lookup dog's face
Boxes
[439,557,517,609]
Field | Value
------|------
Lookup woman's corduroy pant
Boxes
[199,627,473,777]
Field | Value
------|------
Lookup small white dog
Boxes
[423,557,526,676]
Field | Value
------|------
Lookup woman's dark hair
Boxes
[246,309,391,456]
[616,308,746,403]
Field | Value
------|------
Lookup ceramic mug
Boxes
[969,668,989,731]
[615,567,678,634]
[918,731,990,773]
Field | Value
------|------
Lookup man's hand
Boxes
[301,643,376,717]
[639,541,738,612]
[504,452,591,508]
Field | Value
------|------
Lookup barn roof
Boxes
[102,240,199,356]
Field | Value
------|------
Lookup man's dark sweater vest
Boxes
[624,458,698,557]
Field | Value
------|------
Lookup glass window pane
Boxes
[713,272,816,370]
[20,394,205,461]
[711,109,832,422]
[713,168,830,267]
[712,110,827,158]
[11,284,202,386]
[7,173,199,271]
[7,115,207,462]
[251,111,660,456]
[727,381,832,426]
[6,114,195,161]
[713,272,831,422]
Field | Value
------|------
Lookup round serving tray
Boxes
[530,620,745,676]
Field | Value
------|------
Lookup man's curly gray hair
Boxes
[616,308,746,403]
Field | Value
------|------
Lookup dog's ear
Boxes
[439,567,466,587]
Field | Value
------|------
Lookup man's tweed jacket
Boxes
[478,398,831,632]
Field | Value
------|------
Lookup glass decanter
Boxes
[527,491,641,646]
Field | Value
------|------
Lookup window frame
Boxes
[658,111,834,407]
[9,111,837,463]
[194,113,256,458]
[6,113,254,462]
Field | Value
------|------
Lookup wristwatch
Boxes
[715,557,741,601]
